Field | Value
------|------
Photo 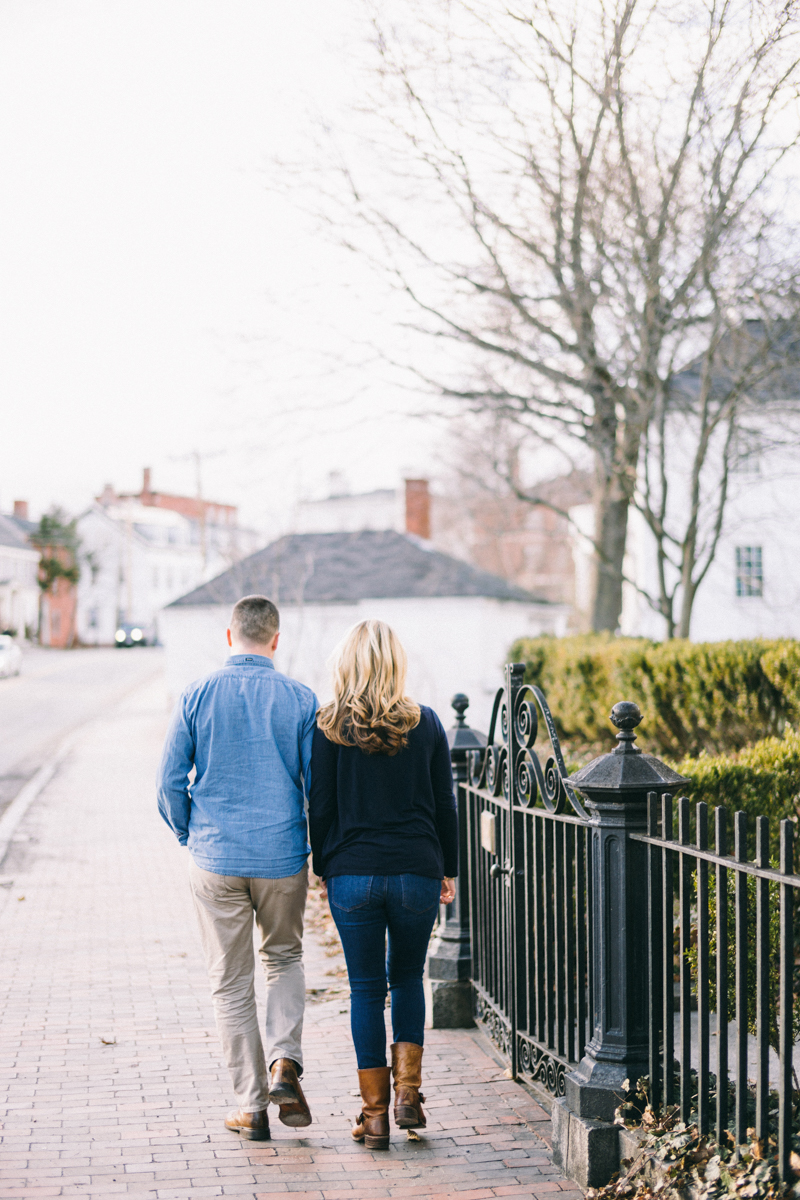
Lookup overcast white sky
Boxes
[0,0,443,530]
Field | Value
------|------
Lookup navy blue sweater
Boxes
[308,705,458,880]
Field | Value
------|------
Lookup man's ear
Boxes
[271,630,280,653]
[226,628,232,648]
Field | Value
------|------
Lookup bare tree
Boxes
[323,0,800,630]
[636,312,800,637]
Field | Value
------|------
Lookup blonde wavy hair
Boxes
[316,620,421,755]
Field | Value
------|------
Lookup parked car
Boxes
[114,622,155,648]
[0,634,23,677]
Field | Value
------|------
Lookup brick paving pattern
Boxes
[0,677,582,1199]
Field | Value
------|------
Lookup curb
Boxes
[0,662,164,870]
[0,734,77,867]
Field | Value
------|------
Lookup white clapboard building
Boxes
[0,513,40,638]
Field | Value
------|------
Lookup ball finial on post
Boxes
[451,693,470,726]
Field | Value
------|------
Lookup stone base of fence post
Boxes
[424,975,475,1028]
[551,1097,620,1190]
[564,1058,632,1123]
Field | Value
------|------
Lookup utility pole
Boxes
[125,507,133,622]
[169,449,225,575]
[192,450,206,570]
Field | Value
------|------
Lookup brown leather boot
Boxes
[268,1058,312,1127]
[351,1066,391,1149]
[224,1107,271,1140]
[391,1042,426,1128]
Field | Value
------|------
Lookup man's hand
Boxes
[440,878,456,905]
[319,879,328,900]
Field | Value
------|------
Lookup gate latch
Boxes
[490,858,512,887]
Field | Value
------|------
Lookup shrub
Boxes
[761,641,800,722]
[676,729,800,857]
[686,864,800,1056]
[511,634,795,757]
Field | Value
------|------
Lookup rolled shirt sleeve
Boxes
[156,695,195,845]
[299,693,318,799]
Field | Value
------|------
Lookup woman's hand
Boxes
[440,877,456,905]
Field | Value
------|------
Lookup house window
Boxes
[732,429,762,474]
[735,546,763,597]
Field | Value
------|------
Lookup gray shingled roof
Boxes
[0,514,35,551]
[671,318,800,409]
[168,530,544,608]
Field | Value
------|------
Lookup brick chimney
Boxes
[13,500,28,520]
[142,467,152,497]
[404,478,431,540]
[98,484,116,506]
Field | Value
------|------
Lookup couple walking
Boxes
[156,594,458,1148]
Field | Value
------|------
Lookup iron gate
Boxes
[464,662,593,1097]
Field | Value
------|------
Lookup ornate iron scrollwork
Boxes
[469,676,589,821]
[467,669,589,1097]
[517,1035,567,1097]
[474,990,512,1058]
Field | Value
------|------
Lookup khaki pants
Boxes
[189,859,308,1112]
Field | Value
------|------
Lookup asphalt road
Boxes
[0,645,164,819]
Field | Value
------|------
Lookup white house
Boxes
[160,529,568,730]
[294,483,404,535]
[76,502,207,646]
[0,514,39,638]
[616,370,800,640]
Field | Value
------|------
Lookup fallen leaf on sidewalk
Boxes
[100,1036,116,1045]
[17,895,24,901]
[407,1129,422,1141]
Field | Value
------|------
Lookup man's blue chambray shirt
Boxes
[156,654,318,878]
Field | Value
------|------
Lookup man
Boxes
[157,594,317,1141]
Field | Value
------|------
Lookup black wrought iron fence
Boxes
[631,794,799,1178]
[452,663,800,1187]
[464,663,593,1097]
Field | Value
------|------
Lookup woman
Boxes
[309,620,458,1150]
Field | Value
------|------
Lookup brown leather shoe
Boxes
[224,1107,271,1140]
[391,1042,426,1128]
[269,1058,312,1128]
[351,1066,391,1149]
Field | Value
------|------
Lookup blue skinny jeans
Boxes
[327,873,441,1069]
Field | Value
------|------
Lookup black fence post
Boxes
[425,693,486,1028]
[552,701,689,1188]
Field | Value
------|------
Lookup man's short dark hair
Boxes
[230,595,280,645]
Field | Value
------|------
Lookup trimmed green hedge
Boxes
[760,641,800,720]
[511,634,797,758]
[678,729,800,857]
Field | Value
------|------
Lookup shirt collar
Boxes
[226,653,275,669]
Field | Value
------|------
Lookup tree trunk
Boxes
[591,478,630,633]
[676,577,696,639]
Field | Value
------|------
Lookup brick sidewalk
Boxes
[0,678,582,1200]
